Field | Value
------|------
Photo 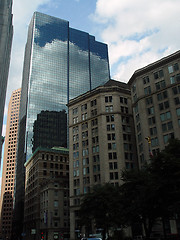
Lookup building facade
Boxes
[68,80,138,239]
[14,11,110,236]
[128,50,180,168]
[0,88,21,239]
[24,147,69,240]
[0,0,13,160]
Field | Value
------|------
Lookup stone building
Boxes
[24,147,69,240]
[128,50,180,168]
[68,79,138,239]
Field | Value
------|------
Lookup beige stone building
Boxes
[24,147,70,240]
[0,88,21,239]
[128,50,180,168]
[68,80,138,239]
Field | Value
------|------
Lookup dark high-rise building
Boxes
[32,110,67,152]
[0,0,13,160]
[14,11,110,237]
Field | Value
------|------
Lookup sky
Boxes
[2,0,180,134]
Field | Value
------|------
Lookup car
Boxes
[81,238,102,240]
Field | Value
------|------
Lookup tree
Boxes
[79,183,122,240]
[120,168,162,238]
[120,139,180,238]
[79,140,180,239]
[147,139,180,235]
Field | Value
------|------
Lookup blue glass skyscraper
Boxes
[13,12,110,237]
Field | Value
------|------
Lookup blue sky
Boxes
[2,0,180,133]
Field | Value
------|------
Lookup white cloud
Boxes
[93,0,180,81]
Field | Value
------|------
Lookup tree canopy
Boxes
[79,139,180,239]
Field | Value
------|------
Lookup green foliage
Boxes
[80,183,122,238]
[79,139,180,238]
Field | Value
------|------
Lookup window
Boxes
[107,133,116,141]
[144,86,151,95]
[91,118,98,126]
[81,104,87,111]
[159,101,169,111]
[174,63,179,71]
[106,115,114,122]
[143,76,150,84]
[73,126,79,134]
[105,96,112,103]
[160,111,171,121]
[176,107,180,116]
[172,85,180,95]
[134,104,138,113]
[82,131,88,139]
[82,122,88,130]
[108,143,116,150]
[151,137,159,147]
[156,80,166,90]
[157,91,168,101]
[82,113,87,120]
[109,162,118,170]
[91,99,97,107]
[138,133,142,142]
[147,107,154,115]
[132,83,136,94]
[133,94,137,102]
[73,108,78,115]
[91,109,97,116]
[108,152,117,160]
[146,97,153,105]
[121,106,128,113]
[174,97,180,105]
[162,121,173,132]
[154,69,164,79]
[92,127,98,136]
[163,132,174,143]
[150,127,157,136]
[73,116,78,124]
[107,124,115,131]
[170,74,180,84]
[120,97,128,104]
[168,65,173,74]
[122,116,129,124]
[148,116,156,125]
[54,201,58,207]
[168,63,179,73]
[105,105,113,112]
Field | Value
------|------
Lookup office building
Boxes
[128,50,180,168]
[0,88,21,240]
[68,79,137,239]
[24,147,69,240]
[0,0,13,160]
[0,137,5,166]
[14,11,110,237]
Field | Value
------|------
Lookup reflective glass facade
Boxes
[14,12,110,236]
[19,12,110,161]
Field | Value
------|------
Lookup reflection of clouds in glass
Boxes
[31,39,68,106]
[90,52,109,89]
[34,12,68,47]
[69,41,90,99]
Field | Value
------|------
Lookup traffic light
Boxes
[145,136,151,144]
[41,232,44,239]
